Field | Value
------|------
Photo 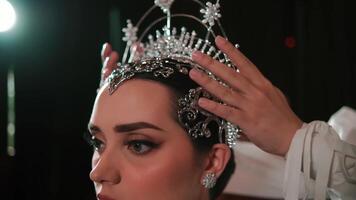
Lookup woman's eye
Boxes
[127,140,156,155]
[91,136,105,152]
[84,133,105,152]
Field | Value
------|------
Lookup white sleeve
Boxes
[283,121,356,200]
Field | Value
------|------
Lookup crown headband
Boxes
[105,0,241,148]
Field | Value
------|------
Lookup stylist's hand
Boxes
[100,43,119,85]
[190,36,303,156]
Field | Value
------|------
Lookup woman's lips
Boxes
[97,194,115,200]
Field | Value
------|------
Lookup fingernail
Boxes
[192,51,204,61]
[102,68,108,75]
[102,56,110,69]
[102,42,108,50]
[215,35,226,46]
[101,43,108,58]
[101,43,108,54]
[189,68,202,79]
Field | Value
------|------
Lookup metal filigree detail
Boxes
[108,58,189,94]
[108,68,135,95]
[177,87,241,147]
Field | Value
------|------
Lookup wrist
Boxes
[277,118,304,156]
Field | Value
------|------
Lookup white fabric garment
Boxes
[284,121,356,200]
[328,106,356,146]
[224,120,356,199]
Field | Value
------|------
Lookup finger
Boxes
[101,43,112,62]
[132,42,144,54]
[192,51,253,94]
[106,51,119,71]
[198,98,244,127]
[275,87,290,107]
[189,68,247,110]
[102,52,119,79]
[215,36,267,88]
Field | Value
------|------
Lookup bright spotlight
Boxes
[0,0,16,32]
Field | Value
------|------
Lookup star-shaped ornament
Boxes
[200,1,221,27]
[122,19,138,44]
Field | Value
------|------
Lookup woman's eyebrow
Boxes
[114,122,164,133]
[87,123,101,135]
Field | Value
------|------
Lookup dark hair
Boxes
[132,65,235,200]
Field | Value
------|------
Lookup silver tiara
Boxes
[106,0,241,148]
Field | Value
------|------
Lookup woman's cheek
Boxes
[139,148,195,186]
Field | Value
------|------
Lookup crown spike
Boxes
[188,31,196,49]
[223,53,229,59]
[183,32,190,47]
[201,40,210,53]
[213,50,222,59]
[172,27,177,36]
[179,27,187,43]
[156,30,162,39]
[194,39,203,51]
[207,46,215,56]
[148,34,154,44]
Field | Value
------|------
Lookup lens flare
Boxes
[0,0,16,32]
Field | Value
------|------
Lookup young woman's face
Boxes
[89,79,206,200]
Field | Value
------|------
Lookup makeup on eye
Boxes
[84,132,106,152]
[123,132,160,153]
[84,128,161,155]
[125,139,159,155]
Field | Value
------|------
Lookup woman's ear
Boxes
[202,144,231,178]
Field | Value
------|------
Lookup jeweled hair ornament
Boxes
[105,0,241,148]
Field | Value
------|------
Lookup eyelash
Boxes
[84,132,158,155]
[126,140,158,155]
[84,132,105,152]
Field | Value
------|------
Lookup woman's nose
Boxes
[89,151,121,185]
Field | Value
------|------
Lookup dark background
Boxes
[0,0,355,199]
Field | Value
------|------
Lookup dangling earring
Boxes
[201,172,216,189]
